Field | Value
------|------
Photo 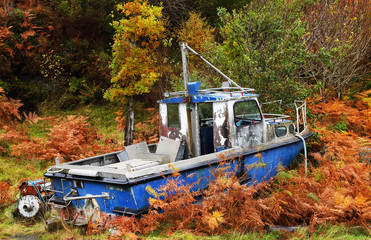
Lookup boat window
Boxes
[167,104,180,128]
[275,126,287,137]
[234,100,262,126]
[198,103,213,127]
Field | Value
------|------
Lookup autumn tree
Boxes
[174,12,217,89]
[105,0,166,145]
[301,0,370,101]
[0,0,63,111]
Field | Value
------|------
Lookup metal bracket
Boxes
[63,192,110,201]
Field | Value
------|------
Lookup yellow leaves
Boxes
[215,176,231,187]
[358,137,371,147]
[358,89,371,108]
[145,185,159,198]
[168,164,180,177]
[333,189,370,210]
[334,192,352,208]
[148,197,157,206]
[254,153,262,159]
[117,0,164,44]
[335,160,345,170]
[107,0,165,102]
[206,211,225,230]
[355,192,368,207]
[176,11,215,70]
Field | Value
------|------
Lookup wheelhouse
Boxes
[158,86,295,159]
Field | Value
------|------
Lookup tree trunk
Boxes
[124,97,134,146]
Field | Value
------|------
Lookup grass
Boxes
[0,156,49,187]
[123,225,371,240]
[0,218,369,240]
[39,101,126,142]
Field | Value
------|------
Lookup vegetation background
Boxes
[0,0,370,239]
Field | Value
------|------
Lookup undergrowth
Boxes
[95,90,371,239]
[1,87,371,239]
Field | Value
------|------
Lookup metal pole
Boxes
[180,43,193,157]
[64,192,110,201]
[296,134,308,175]
[184,44,244,91]
[181,43,190,96]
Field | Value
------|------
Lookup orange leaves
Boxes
[308,92,371,161]
[1,110,122,163]
[133,108,159,145]
[115,107,159,145]
[20,30,36,39]
[0,181,13,207]
[309,91,371,137]
[0,24,13,57]
[0,0,56,67]
[0,87,23,128]
[98,94,371,237]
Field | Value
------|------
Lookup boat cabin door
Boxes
[197,103,214,155]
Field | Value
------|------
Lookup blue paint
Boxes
[158,97,184,104]
[188,82,201,95]
[158,92,259,103]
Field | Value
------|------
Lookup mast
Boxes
[180,43,193,157]
[181,42,190,96]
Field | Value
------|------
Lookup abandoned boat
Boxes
[44,43,313,225]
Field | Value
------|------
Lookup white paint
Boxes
[179,103,188,139]
[228,100,237,147]
[213,102,228,147]
[159,103,167,126]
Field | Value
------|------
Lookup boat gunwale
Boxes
[44,130,313,186]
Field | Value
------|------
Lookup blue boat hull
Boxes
[45,132,312,217]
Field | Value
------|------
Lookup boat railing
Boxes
[261,99,308,134]
[263,113,291,124]
[167,87,255,97]
[294,100,307,133]
[261,100,282,110]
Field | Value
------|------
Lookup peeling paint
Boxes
[159,103,188,143]
[213,102,230,150]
